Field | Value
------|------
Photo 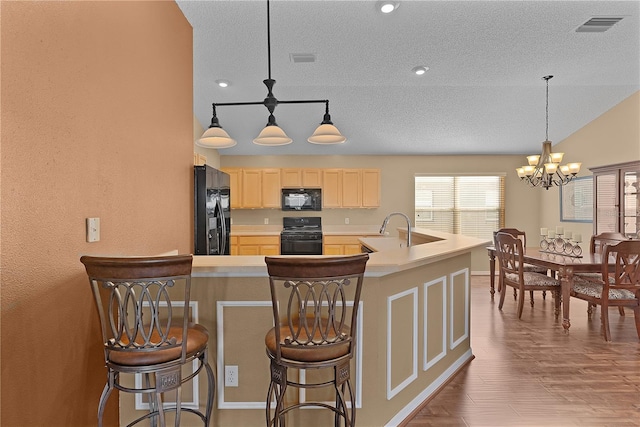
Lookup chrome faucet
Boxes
[379,212,412,247]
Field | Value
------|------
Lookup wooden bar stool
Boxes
[264,254,369,427]
[80,254,215,427]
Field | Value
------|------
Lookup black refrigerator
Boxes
[194,165,231,255]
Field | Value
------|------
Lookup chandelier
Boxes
[197,0,346,149]
[516,75,581,190]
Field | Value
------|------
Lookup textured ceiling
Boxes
[176,0,640,156]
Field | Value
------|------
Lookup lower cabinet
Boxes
[323,235,369,255]
[235,235,280,255]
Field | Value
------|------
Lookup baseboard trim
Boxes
[384,349,475,427]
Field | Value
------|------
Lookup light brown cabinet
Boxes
[323,235,374,255]
[590,161,640,237]
[282,168,323,188]
[223,168,280,209]
[322,169,380,208]
[322,169,342,208]
[235,235,280,255]
[224,167,379,209]
[230,236,238,256]
[362,169,381,207]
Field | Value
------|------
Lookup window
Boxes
[414,175,505,240]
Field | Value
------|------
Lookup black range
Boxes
[280,217,323,255]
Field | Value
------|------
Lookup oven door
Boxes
[280,234,323,255]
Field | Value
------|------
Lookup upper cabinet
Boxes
[590,161,640,238]
[281,168,323,188]
[222,168,281,209]
[223,167,380,209]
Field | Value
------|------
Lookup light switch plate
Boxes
[86,217,100,242]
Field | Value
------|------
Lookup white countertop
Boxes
[193,227,490,277]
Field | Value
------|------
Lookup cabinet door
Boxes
[344,244,363,255]
[241,170,262,208]
[222,168,242,209]
[322,169,342,208]
[230,236,238,256]
[342,169,362,207]
[302,169,322,187]
[260,245,280,255]
[362,169,381,207]
[323,245,345,255]
[238,245,260,255]
[262,169,281,208]
[281,168,301,187]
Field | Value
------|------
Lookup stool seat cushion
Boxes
[265,319,351,363]
[108,323,209,366]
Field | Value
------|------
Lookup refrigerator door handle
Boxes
[216,198,226,255]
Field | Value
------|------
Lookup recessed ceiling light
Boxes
[377,1,399,14]
[215,79,230,88]
[412,66,429,75]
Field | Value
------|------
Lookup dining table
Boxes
[486,246,609,331]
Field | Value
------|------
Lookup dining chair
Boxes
[264,253,369,427]
[495,232,561,319]
[575,232,630,316]
[494,228,550,304]
[570,240,640,341]
[80,254,215,427]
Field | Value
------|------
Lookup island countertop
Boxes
[193,227,489,277]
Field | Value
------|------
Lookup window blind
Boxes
[415,175,505,240]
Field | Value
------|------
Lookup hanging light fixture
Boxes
[198,0,346,148]
[516,75,581,190]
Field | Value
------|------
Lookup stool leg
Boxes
[267,360,287,427]
[334,361,353,427]
[97,380,113,427]
[203,355,215,426]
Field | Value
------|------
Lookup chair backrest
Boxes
[494,228,527,248]
[80,254,194,364]
[264,254,369,363]
[602,240,640,292]
[590,232,629,254]
[495,232,525,281]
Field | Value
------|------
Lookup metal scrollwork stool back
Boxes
[264,254,369,427]
[80,254,215,427]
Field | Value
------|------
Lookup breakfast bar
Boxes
[143,228,485,427]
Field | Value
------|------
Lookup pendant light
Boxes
[197,105,237,149]
[516,75,581,190]
[201,0,346,148]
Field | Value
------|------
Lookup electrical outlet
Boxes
[345,217,350,225]
[225,365,238,387]
[264,218,269,225]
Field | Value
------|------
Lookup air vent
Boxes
[575,17,623,33]
[290,53,316,63]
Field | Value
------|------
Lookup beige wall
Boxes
[1,2,193,426]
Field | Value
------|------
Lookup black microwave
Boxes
[281,188,322,211]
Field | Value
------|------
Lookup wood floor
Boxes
[404,276,640,427]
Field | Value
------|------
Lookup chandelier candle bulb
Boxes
[540,228,548,236]
[565,231,572,239]
[574,233,582,243]
[556,226,563,235]
[548,230,556,238]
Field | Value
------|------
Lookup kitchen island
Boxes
[122,228,487,426]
